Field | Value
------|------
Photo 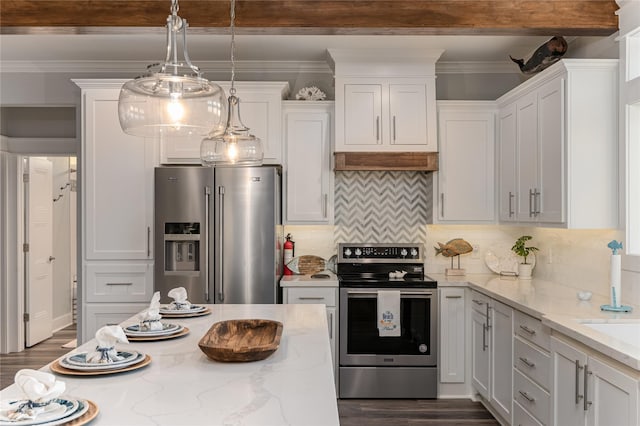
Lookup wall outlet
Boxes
[547,247,553,264]
[472,244,480,259]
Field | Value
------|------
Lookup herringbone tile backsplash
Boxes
[334,171,432,245]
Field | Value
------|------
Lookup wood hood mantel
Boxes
[334,152,438,171]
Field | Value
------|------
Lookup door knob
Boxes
[48,256,56,262]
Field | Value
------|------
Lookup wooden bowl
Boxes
[198,319,283,362]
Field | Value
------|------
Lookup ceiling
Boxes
[0,0,619,70]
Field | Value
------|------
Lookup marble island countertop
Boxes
[0,304,339,425]
[434,273,640,371]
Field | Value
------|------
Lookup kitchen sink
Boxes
[579,320,640,348]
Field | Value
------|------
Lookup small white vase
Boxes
[518,263,533,279]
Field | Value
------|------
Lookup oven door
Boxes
[339,287,437,367]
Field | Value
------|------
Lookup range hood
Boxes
[334,152,438,171]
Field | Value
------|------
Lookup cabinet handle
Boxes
[204,186,211,302]
[445,295,462,299]
[106,282,133,286]
[529,189,535,217]
[298,297,326,301]
[147,226,151,257]
[376,116,380,142]
[323,193,328,218]
[518,390,536,403]
[329,311,333,339]
[472,299,484,306]
[485,304,491,328]
[440,193,445,218]
[534,188,541,216]
[519,357,535,368]
[508,191,515,217]
[584,365,593,411]
[218,186,225,302]
[519,325,536,335]
[575,360,584,404]
[482,323,488,351]
[392,115,397,141]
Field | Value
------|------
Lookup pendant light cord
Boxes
[230,0,237,96]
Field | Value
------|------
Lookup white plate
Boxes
[124,323,182,337]
[0,398,83,426]
[60,351,143,371]
[159,305,205,314]
[484,245,536,275]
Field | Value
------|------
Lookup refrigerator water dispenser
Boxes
[164,223,200,273]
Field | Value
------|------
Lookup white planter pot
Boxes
[518,263,534,279]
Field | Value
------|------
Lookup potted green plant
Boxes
[511,235,539,279]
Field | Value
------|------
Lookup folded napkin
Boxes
[85,325,129,364]
[377,290,401,337]
[7,369,65,420]
[137,291,163,331]
[166,286,192,310]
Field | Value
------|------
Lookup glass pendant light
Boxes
[200,0,263,166]
[118,0,226,139]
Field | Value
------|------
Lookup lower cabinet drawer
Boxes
[285,287,336,306]
[514,310,550,351]
[82,303,148,343]
[513,401,544,426]
[514,336,551,390]
[513,369,550,425]
[85,262,153,302]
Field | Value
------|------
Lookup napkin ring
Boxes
[96,345,115,362]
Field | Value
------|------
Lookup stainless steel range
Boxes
[337,243,438,399]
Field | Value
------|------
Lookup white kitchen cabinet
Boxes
[82,303,149,343]
[329,48,442,153]
[513,311,552,425]
[439,287,466,383]
[551,335,639,426]
[74,79,158,343]
[159,82,289,165]
[497,59,618,228]
[435,101,496,223]
[283,101,334,224]
[470,290,513,424]
[77,82,155,260]
[282,284,339,388]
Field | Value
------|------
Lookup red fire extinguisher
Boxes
[283,233,295,275]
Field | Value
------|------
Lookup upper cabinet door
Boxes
[516,91,539,222]
[537,77,565,224]
[343,84,383,147]
[498,103,518,222]
[389,84,428,146]
[82,87,155,260]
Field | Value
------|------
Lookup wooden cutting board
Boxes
[286,255,326,274]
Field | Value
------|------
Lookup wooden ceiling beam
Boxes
[0,0,618,36]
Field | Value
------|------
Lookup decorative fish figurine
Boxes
[434,239,473,257]
[510,36,568,74]
[607,240,623,255]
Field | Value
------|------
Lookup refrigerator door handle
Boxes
[204,186,211,302]
[217,185,225,302]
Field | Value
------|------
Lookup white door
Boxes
[344,84,383,146]
[551,336,588,426]
[471,309,490,399]
[499,103,518,222]
[389,84,427,146]
[516,91,538,222]
[490,300,514,422]
[26,157,54,347]
[587,356,639,426]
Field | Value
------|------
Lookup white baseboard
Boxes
[52,313,73,332]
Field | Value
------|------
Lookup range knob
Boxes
[355,248,362,256]
[411,248,418,257]
[400,248,408,257]
[344,248,352,257]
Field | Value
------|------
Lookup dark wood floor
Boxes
[338,399,499,425]
[1,327,497,425]
[0,325,76,390]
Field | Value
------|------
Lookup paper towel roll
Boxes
[610,254,621,307]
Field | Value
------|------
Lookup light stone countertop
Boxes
[280,271,339,287]
[433,273,640,371]
[0,304,340,426]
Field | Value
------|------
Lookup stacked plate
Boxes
[50,351,151,376]
[158,305,210,318]
[124,323,189,341]
[0,397,98,426]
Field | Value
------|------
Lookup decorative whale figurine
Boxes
[510,36,568,74]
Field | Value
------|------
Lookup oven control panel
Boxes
[338,243,422,263]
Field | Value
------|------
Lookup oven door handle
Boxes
[346,291,434,297]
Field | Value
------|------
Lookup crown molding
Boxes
[1,58,518,75]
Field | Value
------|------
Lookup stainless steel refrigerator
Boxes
[154,165,283,304]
